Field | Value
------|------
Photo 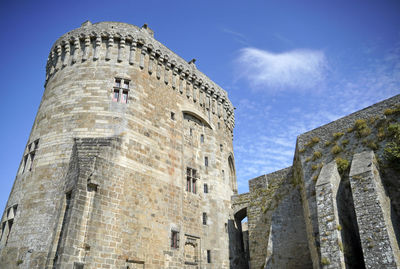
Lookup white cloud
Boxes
[237,48,327,91]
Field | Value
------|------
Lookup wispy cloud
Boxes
[233,42,400,193]
[221,28,250,46]
[236,48,327,91]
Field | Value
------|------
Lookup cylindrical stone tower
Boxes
[0,21,236,269]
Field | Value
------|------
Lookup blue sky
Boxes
[0,0,399,211]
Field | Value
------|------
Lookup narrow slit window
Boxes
[205,157,208,167]
[171,230,179,249]
[204,184,208,194]
[202,212,207,225]
[220,144,223,152]
[207,250,211,263]
[170,112,175,120]
[200,134,204,143]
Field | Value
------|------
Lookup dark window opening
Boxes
[207,250,211,263]
[171,112,175,120]
[203,213,207,225]
[205,157,208,167]
[220,144,223,152]
[1,204,17,247]
[190,128,193,136]
[121,91,128,104]
[171,230,179,249]
[113,89,119,102]
[204,184,208,194]
[200,134,204,143]
[186,168,198,194]
[113,78,129,103]
[29,152,35,171]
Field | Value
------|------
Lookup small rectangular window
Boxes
[200,134,204,143]
[190,128,193,136]
[186,167,197,194]
[123,81,129,89]
[171,112,175,120]
[203,213,207,225]
[115,79,121,87]
[34,139,39,150]
[113,89,119,102]
[220,144,223,152]
[204,184,208,194]
[222,170,225,179]
[121,91,128,104]
[171,230,179,249]
[205,157,208,167]
[22,155,28,173]
[29,152,35,171]
[207,250,211,263]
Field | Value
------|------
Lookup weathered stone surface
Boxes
[349,151,400,268]
[0,21,236,269]
[315,161,345,268]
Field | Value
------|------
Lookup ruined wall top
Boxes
[46,21,235,119]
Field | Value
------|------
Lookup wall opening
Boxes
[229,207,249,269]
[337,176,366,268]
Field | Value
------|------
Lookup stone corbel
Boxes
[179,70,185,94]
[172,64,178,89]
[193,79,200,103]
[105,35,114,61]
[223,103,228,121]
[93,36,101,60]
[82,36,91,61]
[55,45,62,71]
[156,54,163,80]
[50,51,56,74]
[63,42,70,67]
[217,98,222,118]
[212,93,218,114]
[205,89,212,110]
[148,51,156,74]
[129,40,137,65]
[164,58,171,84]
[72,38,80,64]
[139,45,147,69]
[199,85,205,106]
[185,74,193,99]
[117,37,125,62]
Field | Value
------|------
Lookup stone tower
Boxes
[0,21,236,269]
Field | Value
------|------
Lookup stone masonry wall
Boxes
[0,21,236,269]
[294,94,400,268]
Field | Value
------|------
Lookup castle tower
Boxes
[0,21,236,269]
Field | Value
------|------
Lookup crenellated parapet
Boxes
[45,21,235,133]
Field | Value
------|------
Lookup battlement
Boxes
[46,21,235,132]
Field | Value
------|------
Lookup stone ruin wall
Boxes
[0,21,237,269]
[295,94,400,268]
[232,94,400,269]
